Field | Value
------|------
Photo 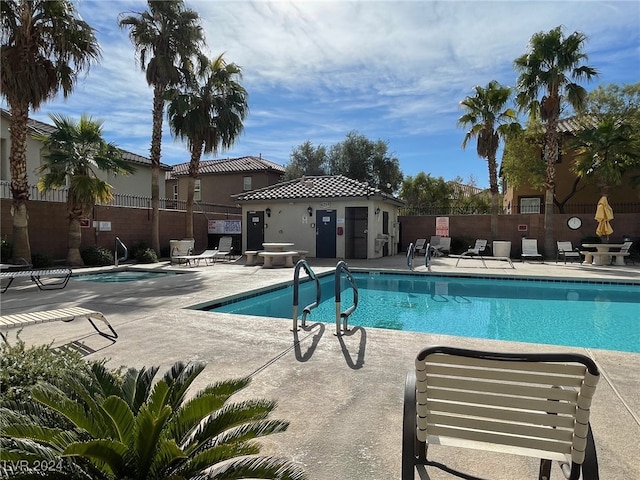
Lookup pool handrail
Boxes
[335,260,358,336]
[407,242,415,270]
[115,236,128,267]
[292,259,321,331]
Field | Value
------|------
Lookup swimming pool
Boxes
[203,272,640,353]
[73,270,179,283]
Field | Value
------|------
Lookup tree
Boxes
[399,172,454,214]
[35,114,134,266]
[0,361,307,479]
[571,83,640,195]
[327,131,402,193]
[0,0,100,264]
[167,54,248,239]
[458,80,520,239]
[119,1,206,254]
[284,140,328,180]
[514,25,598,256]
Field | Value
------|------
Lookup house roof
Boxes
[232,175,405,205]
[167,156,285,179]
[1,108,171,170]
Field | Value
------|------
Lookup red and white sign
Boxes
[435,217,449,237]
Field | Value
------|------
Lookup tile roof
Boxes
[232,175,404,204]
[167,156,285,179]
[1,108,171,170]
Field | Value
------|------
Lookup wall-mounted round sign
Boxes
[567,216,582,230]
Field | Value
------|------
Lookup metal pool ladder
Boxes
[292,259,321,331]
[334,260,358,336]
[114,236,128,267]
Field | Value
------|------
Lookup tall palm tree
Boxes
[35,114,135,266]
[167,54,249,238]
[0,361,307,479]
[514,25,598,256]
[458,80,520,240]
[0,0,100,264]
[119,1,206,254]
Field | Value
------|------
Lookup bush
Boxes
[135,247,158,263]
[81,245,114,266]
[32,252,54,268]
[0,332,87,405]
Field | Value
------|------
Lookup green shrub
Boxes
[0,332,87,405]
[81,245,114,266]
[31,252,54,268]
[0,236,11,263]
[135,247,158,263]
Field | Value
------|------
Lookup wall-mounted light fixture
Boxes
[307,206,313,216]
[265,207,271,217]
[375,207,381,215]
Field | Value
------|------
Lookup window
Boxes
[173,184,178,200]
[520,197,541,214]
[243,176,252,191]
[194,179,201,201]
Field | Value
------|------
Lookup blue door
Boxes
[316,209,336,258]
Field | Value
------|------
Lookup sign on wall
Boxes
[435,217,449,236]
[208,219,241,234]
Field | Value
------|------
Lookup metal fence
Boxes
[400,202,640,216]
[0,181,241,216]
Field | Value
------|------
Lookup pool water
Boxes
[206,272,640,353]
[73,270,178,283]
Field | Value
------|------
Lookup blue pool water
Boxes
[73,270,178,283]
[206,272,640,353]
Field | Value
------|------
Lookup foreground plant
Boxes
[0,361,306,479]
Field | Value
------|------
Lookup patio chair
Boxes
[522,238,544,262]
[414,239,427,256]
[557,241,581,264]
[402,346,600,480]
[212,236,234,262]
[173,249,218,267]
[432,237,451,257]
[614,241,634,265]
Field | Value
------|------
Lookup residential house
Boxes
[165,156,285,208]
[0,108,171,198]
[502,117,639,214]
[232,175,405,259]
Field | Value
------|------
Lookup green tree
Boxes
[571,83,640,194]
[119,1,206,254]
[327,131,403,193]
[514,25,598,256]
[284,140,328,180]
[167,54,248,239]
[0,361,307,480]
[458,80,520,239]
[0,0,100,264]
[34,114,134,266]
[399,172,454,214]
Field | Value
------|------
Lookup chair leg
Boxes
[402,371,418,480]
[538,459,552,480]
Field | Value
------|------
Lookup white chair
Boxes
[414,239,427,256]
[432,237,451,257]
[455,239,488,267]
[556,241,581,264]
[402,346,600,480]
[522,238,544,262]
[212,236,234,262]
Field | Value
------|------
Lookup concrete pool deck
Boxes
[1,255,639,479]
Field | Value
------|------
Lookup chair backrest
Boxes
[473,239,487,252]
[557,241,573,252]
[620,241,633,253]
[414,346,599,467]
[415,239,427,249]
[217,236,233,252]
[429,236,441,247]
[439,237,451,250]
[522,238,539,254]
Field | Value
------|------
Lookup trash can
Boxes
[492,241,512,258]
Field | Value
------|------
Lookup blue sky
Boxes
[15,1,640,188]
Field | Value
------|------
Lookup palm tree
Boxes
[514,25,598,256]
[0,0,100,264]
[35,114,135,266]
[0,361,307,479]
[119,1,206,255]
[167,54,249,238]
[458,80,520,240]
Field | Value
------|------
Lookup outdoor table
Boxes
[581,243,625,266]
[262,242,295,252]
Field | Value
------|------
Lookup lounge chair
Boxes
[212,236,234,262]
[402,345,600,480]
[172,249,218,267]
[0,267,72,293]
[414,239,427,256]
[432,236,451,257]
[522,238,544,262]
[455,239,487,267]
[612,241,634,265]
[557,241,581,264]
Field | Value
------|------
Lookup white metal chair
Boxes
[414,239,427,256]
[522,238,544,262]
[402,346,600,480]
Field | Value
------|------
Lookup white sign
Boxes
[208,220,241,234]
[435,217,449,237]
[98,221,111,232]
